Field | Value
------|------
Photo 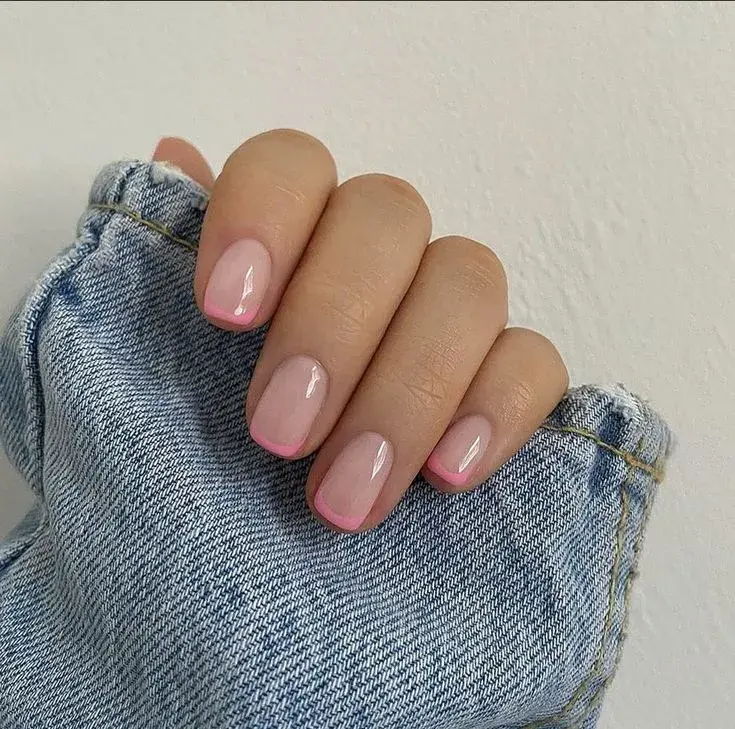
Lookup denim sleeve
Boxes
[0,161,673,729]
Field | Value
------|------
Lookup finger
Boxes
[152,137,215,189]
[196,129,336,330]
[423,327,568,492]
[305,236,508,532]
[246,174,431,457]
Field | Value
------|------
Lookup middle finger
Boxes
[246,173,431,457]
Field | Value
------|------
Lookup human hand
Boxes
[153,131,568,533]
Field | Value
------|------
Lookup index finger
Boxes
[195,129,337,330]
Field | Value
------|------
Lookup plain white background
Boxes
[0,2,732,726]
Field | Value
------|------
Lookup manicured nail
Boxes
[314,433,393,531]
[249,355,328,457]
[426,415,492,486]
[203,239,271,325]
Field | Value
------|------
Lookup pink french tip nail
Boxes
[249,355,328,457]
[248,432,303,459]
[313,433,393,531]
[426,415,492,487]
[203,239,271,326]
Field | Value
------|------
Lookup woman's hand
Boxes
[153,131,568,533]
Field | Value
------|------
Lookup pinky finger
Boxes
[422,327,568,492]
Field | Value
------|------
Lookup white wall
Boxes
[0,2,732,726]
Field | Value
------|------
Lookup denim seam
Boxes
[571,463,659,728]
[539,424,663,482]
[519,440,641,729]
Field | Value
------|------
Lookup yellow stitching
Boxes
[571,478,657,728]
[521,441,640,729]
[540,424,664,482]
[568,687,606,729]
[89,203,199,252]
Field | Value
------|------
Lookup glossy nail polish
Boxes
[249,355,328,457]
[426,415,492,486]
[314,433,393,531]
[203,239,271,325]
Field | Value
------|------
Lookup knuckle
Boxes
[505,326,555,351]
[493,328,569,413]
[507,376,539,416]
[381,336,458,415]
[505,327,569,387]
[314,275,375,349]
[227,128,336,181]
[433,236,508,302]
[401,379,448,416]
[326,294,372,348]
[340,173,431,232]
[255,128,331,157]
[381,371,449,419]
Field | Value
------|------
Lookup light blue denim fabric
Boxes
[0,161,672,729]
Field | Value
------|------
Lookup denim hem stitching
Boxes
[520,439,642,729]
[88,203,199,252]
[539,424,664,482]
[570,464,658,728]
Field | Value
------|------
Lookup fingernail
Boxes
[314,433,393,531]
[203,239,271,325]
[426,415,492,486]
[249,355,328,457]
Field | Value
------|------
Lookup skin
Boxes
[152,132,569,533]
